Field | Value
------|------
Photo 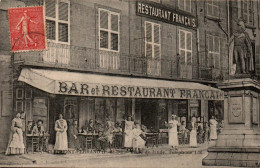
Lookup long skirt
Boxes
[54,131,68,152]
[168,130,178,147]
[190,130,197,147]
[210,127,217,140]
[68,136,80,150]
[133,136,145,149]
[124,132,133,148]
[5,129,25,155]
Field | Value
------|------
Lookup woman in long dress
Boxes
[6,112,25,155]
[132,123,146,153]
[189,118,197,147]
[123,116,134,150]
[209,116,218,141]
[166,115,179,149]
[54,114,68,154]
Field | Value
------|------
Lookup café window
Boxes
[178,0,191,13]
[99,8,120,52]
[64,97,78,126]
[44,0,70,43]
[241,0,254,26]
[15,88,33,120]
[207,0,219,18]
[179,29,192,65]
[145,21,161,75]
[207,34,220,68]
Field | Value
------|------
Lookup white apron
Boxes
[123,120,134,148]
[168,120,179,147]
[54,119,68,151]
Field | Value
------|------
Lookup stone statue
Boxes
[229,20,254,74]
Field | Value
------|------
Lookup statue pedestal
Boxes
[203,78,260,167]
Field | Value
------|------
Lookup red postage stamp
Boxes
[8,6,46,52]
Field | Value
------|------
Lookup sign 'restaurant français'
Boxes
[136,1,197,29]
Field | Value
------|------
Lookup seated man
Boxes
[68,120,81,151]
[32,120,45,151]
[94,131,108,153]
[32,120,45,136]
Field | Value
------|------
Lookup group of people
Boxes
[5,112,222,155]
[165,115,221,150]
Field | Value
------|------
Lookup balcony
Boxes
[13,42,227,82]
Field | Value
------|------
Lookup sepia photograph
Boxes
[0,0,259,167]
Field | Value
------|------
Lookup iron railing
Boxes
[14,42,228,81]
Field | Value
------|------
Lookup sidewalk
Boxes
[0,142,214,166]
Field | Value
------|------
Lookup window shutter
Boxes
[154,24,160,44]
[111,14,118,32]
[179,30,185,50]
[58,23,68,42]
[207,1,213,16]
[146,44,153,58]
[179,30,185,64]
[111,33,118,51]
[59,1,68,21]
[100,10,108,29]
[45,0,56,18]
[46,20,56,40]
[208,35,213,67]
[213,1,218,17]
[178,0,184,10]
[185,0,191,12]
[146,22,152,43]
[186,32,192,50]
[154,45,160,59]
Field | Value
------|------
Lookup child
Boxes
[94,131,108,153]
[132,123,146,153]
[179,121,188,145]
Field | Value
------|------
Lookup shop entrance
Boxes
[140,100,158,131]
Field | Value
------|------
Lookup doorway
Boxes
[140,99,158,131]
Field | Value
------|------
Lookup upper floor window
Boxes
[99,8,120,52]
[178,0,191,13]
[241,0,254,26]
[179,29,192,65]
[207,34,220,68]
[145,21,161,59]
[44,0,70,44]
[207,0,219,18]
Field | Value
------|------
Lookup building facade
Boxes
[1,0,259,153]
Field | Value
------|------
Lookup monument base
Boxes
[203,147,260,167]
[203,78,260,167]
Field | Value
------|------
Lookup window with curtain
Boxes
[44,0,70,43]
[99,8,120,52]
[179,29,192,65]
[178,0,191,13]
[207,34,220,68]
[207,0,219,18]
[241,0,254,26]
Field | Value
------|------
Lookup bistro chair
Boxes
[86,132,94,152]
[26,135,40,153]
